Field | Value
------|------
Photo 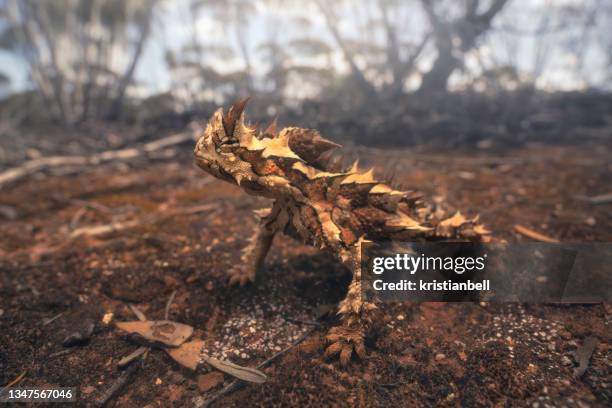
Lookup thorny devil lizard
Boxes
[194,99,491,364]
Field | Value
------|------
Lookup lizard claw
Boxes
[227,266,256,286]
[324,325,366,365]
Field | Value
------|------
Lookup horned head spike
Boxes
[222,97,250,137]
[263,117,278,137]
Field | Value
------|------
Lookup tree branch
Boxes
[109,4,154,119]
[314,0,375,94]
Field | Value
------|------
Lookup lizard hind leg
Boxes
[227,207,279,286]
[325,238,378,365]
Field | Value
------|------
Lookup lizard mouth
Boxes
[196,158,236,184]
[216,167,237,184]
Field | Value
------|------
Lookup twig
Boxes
[69,204,215,239]
[41,312,63,326]
[70,199,113,214]
[120,305,151,371]
[199,326,318,408]
[283,317,321,326]
[377,382,403,388]
[574,193,612,205]
[70,217,153,239]
[1,370,26,390]
[164,290,177,321]
[48,349,74,359]
[128,304,147,322]
[117,347,148,368]
[95,360,141,407]
[0,131,195,189]
[514,224,560,243]
[69,207,88,230]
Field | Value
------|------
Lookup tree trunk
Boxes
[315,0,377,96]
[23,0,70,123]
[418,33,458,95]
[418,0,509,95]
[108,6,154,120]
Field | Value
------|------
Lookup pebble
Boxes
[561,356,573,366]
[396,314,405,321]
[62,318,95,347]
[435,353,446,361]
[101,312,113,325]
[81,385,95,395]
[197,372,224,392]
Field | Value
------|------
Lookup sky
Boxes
[0,0,609,98]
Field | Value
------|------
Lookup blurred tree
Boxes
[257,9,336,102]
[165,0,258,109]
[487,0,610,90]
[0,70,9,99]
[0,0,158,124]
[313,0,509,97]
[418,0,509,94]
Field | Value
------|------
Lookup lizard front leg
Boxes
[228,202,285,286]
[325,238,377,365]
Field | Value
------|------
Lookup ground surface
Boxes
[0,143,610,407]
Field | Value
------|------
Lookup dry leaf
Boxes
[202,356,267,383]
[116,320,193,347]
[166,339,205,370]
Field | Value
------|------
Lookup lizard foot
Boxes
[324,325,366,365]
[227,266,256,286]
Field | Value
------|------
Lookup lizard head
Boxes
[194,98,259,186]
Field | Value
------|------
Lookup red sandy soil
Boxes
[0,143,610,407]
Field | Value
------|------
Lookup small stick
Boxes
[124,305,152,368]
[117,347,148,368]
[164,290,177,321]
[574,192,612,205]
[514,224,560,243]
[48,349,74,359]
[69,207,88,230]
[128,304,147,322]
[199,326,317,408]
[95,360,141,407]
[41,312,63,326]
[283,317,321,326]
[1,370,26,390]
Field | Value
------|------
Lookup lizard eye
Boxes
[217,140,238,154]
[218,136,239,146]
